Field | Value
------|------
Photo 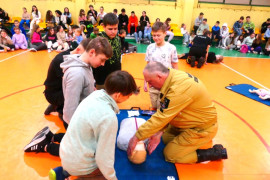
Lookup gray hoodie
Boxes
[60,54,95,124]
[60,90,119,180]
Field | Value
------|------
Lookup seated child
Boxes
[181,23,190,45]
[118,29,129,53]
[234,34,244,50]
[71,28,83,49]
[221,32,235,50]
[11,20,27,39]
[12,26,27,50]
[90,27,100,39]
[0,29,15,52]
[30,24,47,52]
[211,21,221,42]
[249,34,262,54]
[263,38,270,56]
[188,31,196,47]
[45,27,58,52]
[56,25,69,52]
[143,22,152,43]
[85,15,94,37]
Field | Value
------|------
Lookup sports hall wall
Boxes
[2,0,270,30]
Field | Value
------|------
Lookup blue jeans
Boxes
[20,19,30,27]
[248,46,262,53]
[183,33,190,44]
[144,33,151,41]
[234,28,243,36]
[134,31,142,43]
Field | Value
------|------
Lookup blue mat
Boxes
[225,84,270,106]
[114,109,179,180]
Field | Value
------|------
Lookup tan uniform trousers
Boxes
[149,87,160,109]
[162,123,218,164]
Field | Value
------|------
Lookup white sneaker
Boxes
[48,49,51,53]
[253,51,258,54]
[260,52,264,55]
[30,48,37,52]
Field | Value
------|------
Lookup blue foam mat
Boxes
[114,109,179,180]
[225,84,270,106]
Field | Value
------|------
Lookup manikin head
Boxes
[128,141,147,164]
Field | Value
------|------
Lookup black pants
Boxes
[194,26,199,34]
[31,42,47,51]
[46,121,68,156]
[189,46,206,59]
[263,49,270,55]
[119,24,128,33]
[130,26,135,35]
[0,44,15,50]
[244,29,254,37]
[44,88,64,115]
[211,32,221,43]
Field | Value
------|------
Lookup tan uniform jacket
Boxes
[136,69,217,140]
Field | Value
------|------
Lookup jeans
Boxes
[134,31,142,43]
[144,33,151,41]
[166,31,174,42]
[234,28,243,36]
[20,19,30,27]
[248,46,262,53]
[183,33,190,44]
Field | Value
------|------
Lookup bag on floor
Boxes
[240,44,248,53]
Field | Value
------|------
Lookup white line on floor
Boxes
[0,49,31,63]
[221,63,270,90]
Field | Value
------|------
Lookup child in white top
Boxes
[181,23,190,45]
[144,22,178,109]
[30,5,41,31]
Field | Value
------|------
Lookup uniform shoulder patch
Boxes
[160,97,170,112]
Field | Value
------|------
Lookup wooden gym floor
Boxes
[0,50,270,180]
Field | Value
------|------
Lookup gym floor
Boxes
[0,44,270,180]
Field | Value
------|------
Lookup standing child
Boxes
[181,23,190,45]
[90,27,100,39]
[56,25,69,52]
[93,13,122,90]
[20,7,30,28]
[0,29,15,52]
[12,27,27,50]
[30,24,47,52]
[45,27,58,53]
[144,22,178,109]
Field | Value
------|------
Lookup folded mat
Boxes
[225,84,270,106]
[114,109,179,180]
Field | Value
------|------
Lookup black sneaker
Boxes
[24,133,49,153]
[190,56,196,67]
[44,104,57,115]
[197,57,205,68]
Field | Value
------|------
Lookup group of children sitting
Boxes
[180,15,270,56]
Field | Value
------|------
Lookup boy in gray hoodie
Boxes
[24,37,113,156]
[52,71,139,180]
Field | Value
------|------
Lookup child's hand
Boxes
[7,47,10,50]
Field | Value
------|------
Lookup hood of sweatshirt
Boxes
[222,23,228,28]
[60,54,90,73]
